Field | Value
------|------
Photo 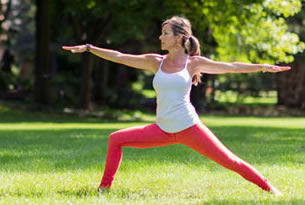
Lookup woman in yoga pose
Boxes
[63,16,290,196]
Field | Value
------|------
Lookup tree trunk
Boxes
[276,56,305,110]
[79,53,94,109]
[94,60,109,105]
[115,65,130,108]
[35,0,50,104]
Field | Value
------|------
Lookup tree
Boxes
[276,1,305,110]
[35,0,51,104]
[1,0,35,94]
[54,0,165,109]
[0,0,13,91]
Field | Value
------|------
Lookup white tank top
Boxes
[152,55,200,133]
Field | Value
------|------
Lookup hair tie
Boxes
[188,35,193,41]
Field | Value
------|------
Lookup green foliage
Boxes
[287,1,305,45]
[264,0,302,17]
[213,1,305,63]
[163,0,304,64]
[56,0,164,45]
[213,6,305,63]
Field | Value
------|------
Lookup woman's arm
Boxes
[192,56,291,74]
[62,44,161,72]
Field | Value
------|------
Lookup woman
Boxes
[62,16,290,196]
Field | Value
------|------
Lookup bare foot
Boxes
[97,186,110,193]
[270,185,283,196]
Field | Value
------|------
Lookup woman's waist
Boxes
[156,109,200,132]
[156,103,198,118]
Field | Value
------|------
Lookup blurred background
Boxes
[0,0,305,119]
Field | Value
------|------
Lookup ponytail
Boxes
[183,35,200,56]
[182,35,202,86]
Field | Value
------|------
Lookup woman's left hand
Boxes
[262,64,291,73]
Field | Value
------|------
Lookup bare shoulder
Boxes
[144,53,163,61]
[143,53,164,73]
[189,55,213,65]
[144,53,163,60]
[188,55,215,73]
[188,55,208,72]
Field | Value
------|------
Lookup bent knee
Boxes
[108,131,122,146]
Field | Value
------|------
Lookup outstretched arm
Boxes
[62,44,161,72]
[192,56,291,74]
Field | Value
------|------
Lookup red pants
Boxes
[100,123,271,191]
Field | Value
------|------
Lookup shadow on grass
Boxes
[0,124,304,173]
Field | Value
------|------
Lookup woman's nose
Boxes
[159,34,162,40]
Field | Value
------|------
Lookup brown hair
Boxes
[162,16,201,86]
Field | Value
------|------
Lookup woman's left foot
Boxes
[270,185,283,196]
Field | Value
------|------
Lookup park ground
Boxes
[0,105,304,205]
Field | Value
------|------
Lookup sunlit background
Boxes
[1,0,305,117]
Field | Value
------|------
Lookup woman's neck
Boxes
[166,48,186,62]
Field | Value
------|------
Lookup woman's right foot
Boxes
[97,186,110,193]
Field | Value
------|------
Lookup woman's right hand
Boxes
[62,45,87,53]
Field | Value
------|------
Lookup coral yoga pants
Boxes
[99,123,271,191]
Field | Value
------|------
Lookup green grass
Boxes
[213,90,278,105]
[0,108,304,204]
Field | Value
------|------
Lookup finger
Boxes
[62,46,76,50]
[277,67,291,71]
[270,66,290,72]
[275,67,291,72]
[281,66,291,70]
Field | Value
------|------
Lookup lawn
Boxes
[0,108,304,204]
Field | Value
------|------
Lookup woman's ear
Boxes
[176,35,183,47]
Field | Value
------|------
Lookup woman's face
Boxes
[159,24,180,51]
